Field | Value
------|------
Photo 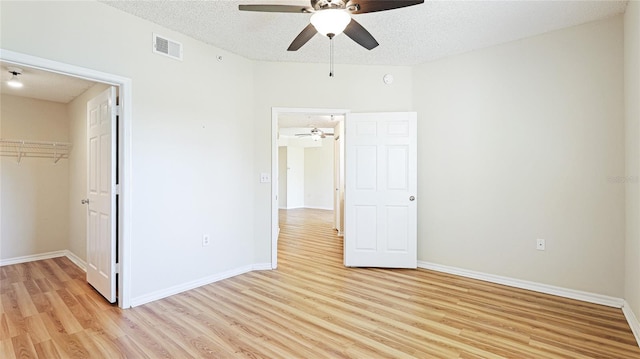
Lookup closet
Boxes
[0,65,105,265]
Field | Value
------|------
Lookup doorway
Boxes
[271,107,349,268]
[0,49,132,308]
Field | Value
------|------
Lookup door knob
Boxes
[409,196,415,201]
[81,199,90,205]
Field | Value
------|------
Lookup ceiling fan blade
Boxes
[347,0,424,14]
[288,23,318,51]
[239,4,312,13]
[343,19,379,50]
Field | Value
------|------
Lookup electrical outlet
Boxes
[536,238,545,251]
[202,234,210,247]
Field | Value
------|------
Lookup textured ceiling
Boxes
[103,0,628,66]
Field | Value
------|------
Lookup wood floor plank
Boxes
[0,313,11,340]
[0,208,639,358]
[0,337,16,359]
[111,335,150,358]
[24,314,51,344]
[42,292,83,334]
[12,282,38,317]
[11,333,38,358]
[32,339,63,359]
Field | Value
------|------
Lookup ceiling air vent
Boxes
[153,33,183,61]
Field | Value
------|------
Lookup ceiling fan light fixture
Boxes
[310,9,351,37]
[6,67,23,89]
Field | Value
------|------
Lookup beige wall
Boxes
[304,137,334,210]
[413,16,625,297]
[0,95,70,259]
[278,146,288,209]
[625,0,640,318]
[285,146,305,209]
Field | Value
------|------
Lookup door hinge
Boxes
[114,105,121,117]
[114,184,121,195]
[115,262,121,274]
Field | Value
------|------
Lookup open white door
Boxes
[86,87,117,303]
[344,112,417,268]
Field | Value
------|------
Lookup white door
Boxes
[86,87,117,303]
[344,112,417,268]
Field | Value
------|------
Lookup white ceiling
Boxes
[103,0,628,66]
[1,61,97,104]
[278,113,343,128]
[279,126,335,136]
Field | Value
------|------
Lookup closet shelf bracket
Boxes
[0,139,72,164]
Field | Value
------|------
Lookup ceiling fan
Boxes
[239,0,424,75]
[295,128,334,140]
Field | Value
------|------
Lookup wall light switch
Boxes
[260,173,271,183]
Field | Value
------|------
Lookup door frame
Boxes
[0,49,133,308]
[270,107,349,268]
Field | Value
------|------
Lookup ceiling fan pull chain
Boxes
[329,34,334,77]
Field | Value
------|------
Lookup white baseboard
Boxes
[1,250,68,266]
[0,250,86,271]
[130,263,273,307]
[417,261,624,308]
[304,206,333,211]
[1,249,87,271]
[252,262,273,271]
[623,301,640,347]
[64,250,87,271]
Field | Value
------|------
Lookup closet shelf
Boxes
[0,139,72,164]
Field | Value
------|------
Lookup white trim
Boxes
[304,206,334,211]
[272,108,279,269]
[418,261,625,308]
[64,250,87,271]
[0,250,87,272]
[623,301,640,347]
[130,263,272,307]
[252,262,273,271]
[0,251,67,266]
[0,49,133,309]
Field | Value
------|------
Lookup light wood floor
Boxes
[1,208,639,358]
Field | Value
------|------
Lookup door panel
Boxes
[86,87,117,303]
[345,112,417,268]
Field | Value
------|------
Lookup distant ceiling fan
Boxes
[239,0,424,76]
[296,128,334,141]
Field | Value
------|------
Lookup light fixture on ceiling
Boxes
[310,128,322,141]
[240,0,425,78]
[310,9,351,78]
[6,67,23,88]
[310,9,351,37]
